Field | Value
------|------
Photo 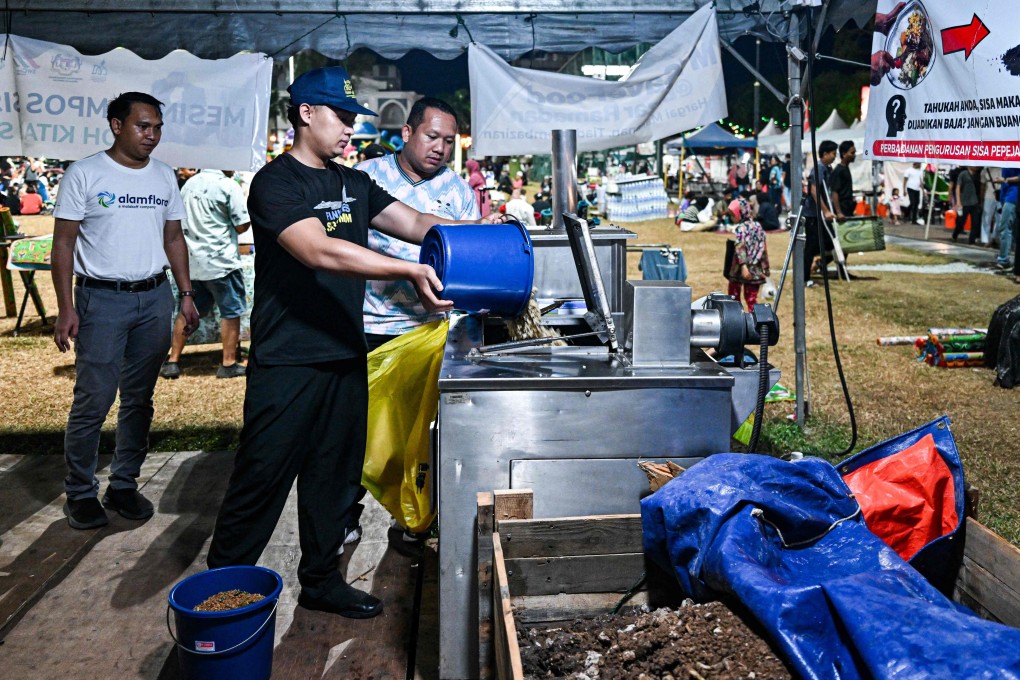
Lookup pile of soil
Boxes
[193,589,265,612]
[518,600,791,679]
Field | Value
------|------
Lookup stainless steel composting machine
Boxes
[435,213,780,679]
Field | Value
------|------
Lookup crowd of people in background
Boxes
[11,128,1019,301]
[672,143,1020,292]
[0,156,66,216]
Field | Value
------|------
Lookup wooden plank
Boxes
[492,532,523,680]
[954,555,1020,627]
[0,451,225,678]
[0,243,16,316]
[0,452,175,638]
[511,591,651,625]
[267,478,418,680]
[271,540,419,680]
[493,489,533,522]
[477,492,495,680]
[498,514,643,559]
[505,553,646,597]
[0,451,427,680]
[952,518,1020,628]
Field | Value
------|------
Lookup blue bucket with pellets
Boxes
[418,222,534,317]
[167,566,283,680]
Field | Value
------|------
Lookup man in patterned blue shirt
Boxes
[357,97,480,351]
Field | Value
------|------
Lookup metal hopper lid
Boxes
[562,212,620,353]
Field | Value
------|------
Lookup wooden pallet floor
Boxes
[0,450,438,680]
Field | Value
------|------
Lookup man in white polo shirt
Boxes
[51,91,199,530]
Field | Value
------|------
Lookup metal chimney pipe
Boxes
[550,130,578,230]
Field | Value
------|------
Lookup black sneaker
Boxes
[298,581,383,619]
[159,361,181,379]
[64,496,109,530]
[216,363,246,379]
[101,487,154,520]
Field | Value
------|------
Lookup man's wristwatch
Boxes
[178,290,195,299]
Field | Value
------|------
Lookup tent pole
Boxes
[678,143,685,202]
[789,11,808,427]
[753,38,760,188]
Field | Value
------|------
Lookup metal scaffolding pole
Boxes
[788,11,808,426]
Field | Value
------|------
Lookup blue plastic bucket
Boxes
[167,566,283,680]
[419,222,534,317]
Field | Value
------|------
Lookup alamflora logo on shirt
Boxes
[95,191,170,209]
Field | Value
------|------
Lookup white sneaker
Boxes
[337,524,363,555]
[389,517,428,542]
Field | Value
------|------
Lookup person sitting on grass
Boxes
[677,196,719,232]
[755,191,781,231]
[19,183,43,215]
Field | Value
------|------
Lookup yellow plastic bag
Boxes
[362,320,448,533]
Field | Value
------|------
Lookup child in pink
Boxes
[889,188,903,225]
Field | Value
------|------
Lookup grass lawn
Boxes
[2,212,1018,544]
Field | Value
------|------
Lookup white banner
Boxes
[0,35,271,170]
[469,4,726,156]
[864,1,1020,166]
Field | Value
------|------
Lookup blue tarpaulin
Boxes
[642,419,1020,679]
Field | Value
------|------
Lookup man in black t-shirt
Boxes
[801,140,838,284]
[829,140,857,221]
[207,65,505,620]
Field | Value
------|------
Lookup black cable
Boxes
[611,571,647,615]
[803,14,857,458]
[404,555,427,680]
[747,322,769,452]
[268,14,339,59]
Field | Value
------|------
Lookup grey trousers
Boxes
[64,283,174,500]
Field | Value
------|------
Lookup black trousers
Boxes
[907,188,921,222]
[953,204,982,244]
[208,354,368,598]
[803,215,834,281]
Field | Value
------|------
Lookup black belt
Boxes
[75,271,168,292]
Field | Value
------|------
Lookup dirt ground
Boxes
[518,601,791,680]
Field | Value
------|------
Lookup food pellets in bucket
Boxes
[418,223,534,317]
[167,566,283,680]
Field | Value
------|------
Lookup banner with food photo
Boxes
[864,0,1020,166]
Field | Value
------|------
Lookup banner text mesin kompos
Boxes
[0,91,247,128]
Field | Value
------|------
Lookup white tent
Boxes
[758,119,781,137]
[817,110,849,131]
[757,125,872,194]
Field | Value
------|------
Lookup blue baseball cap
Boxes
[287,66,377,116]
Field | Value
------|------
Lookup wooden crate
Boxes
[478,490,1020,680]
[477,490,678,680]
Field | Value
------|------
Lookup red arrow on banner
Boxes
[940,14,990,59]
